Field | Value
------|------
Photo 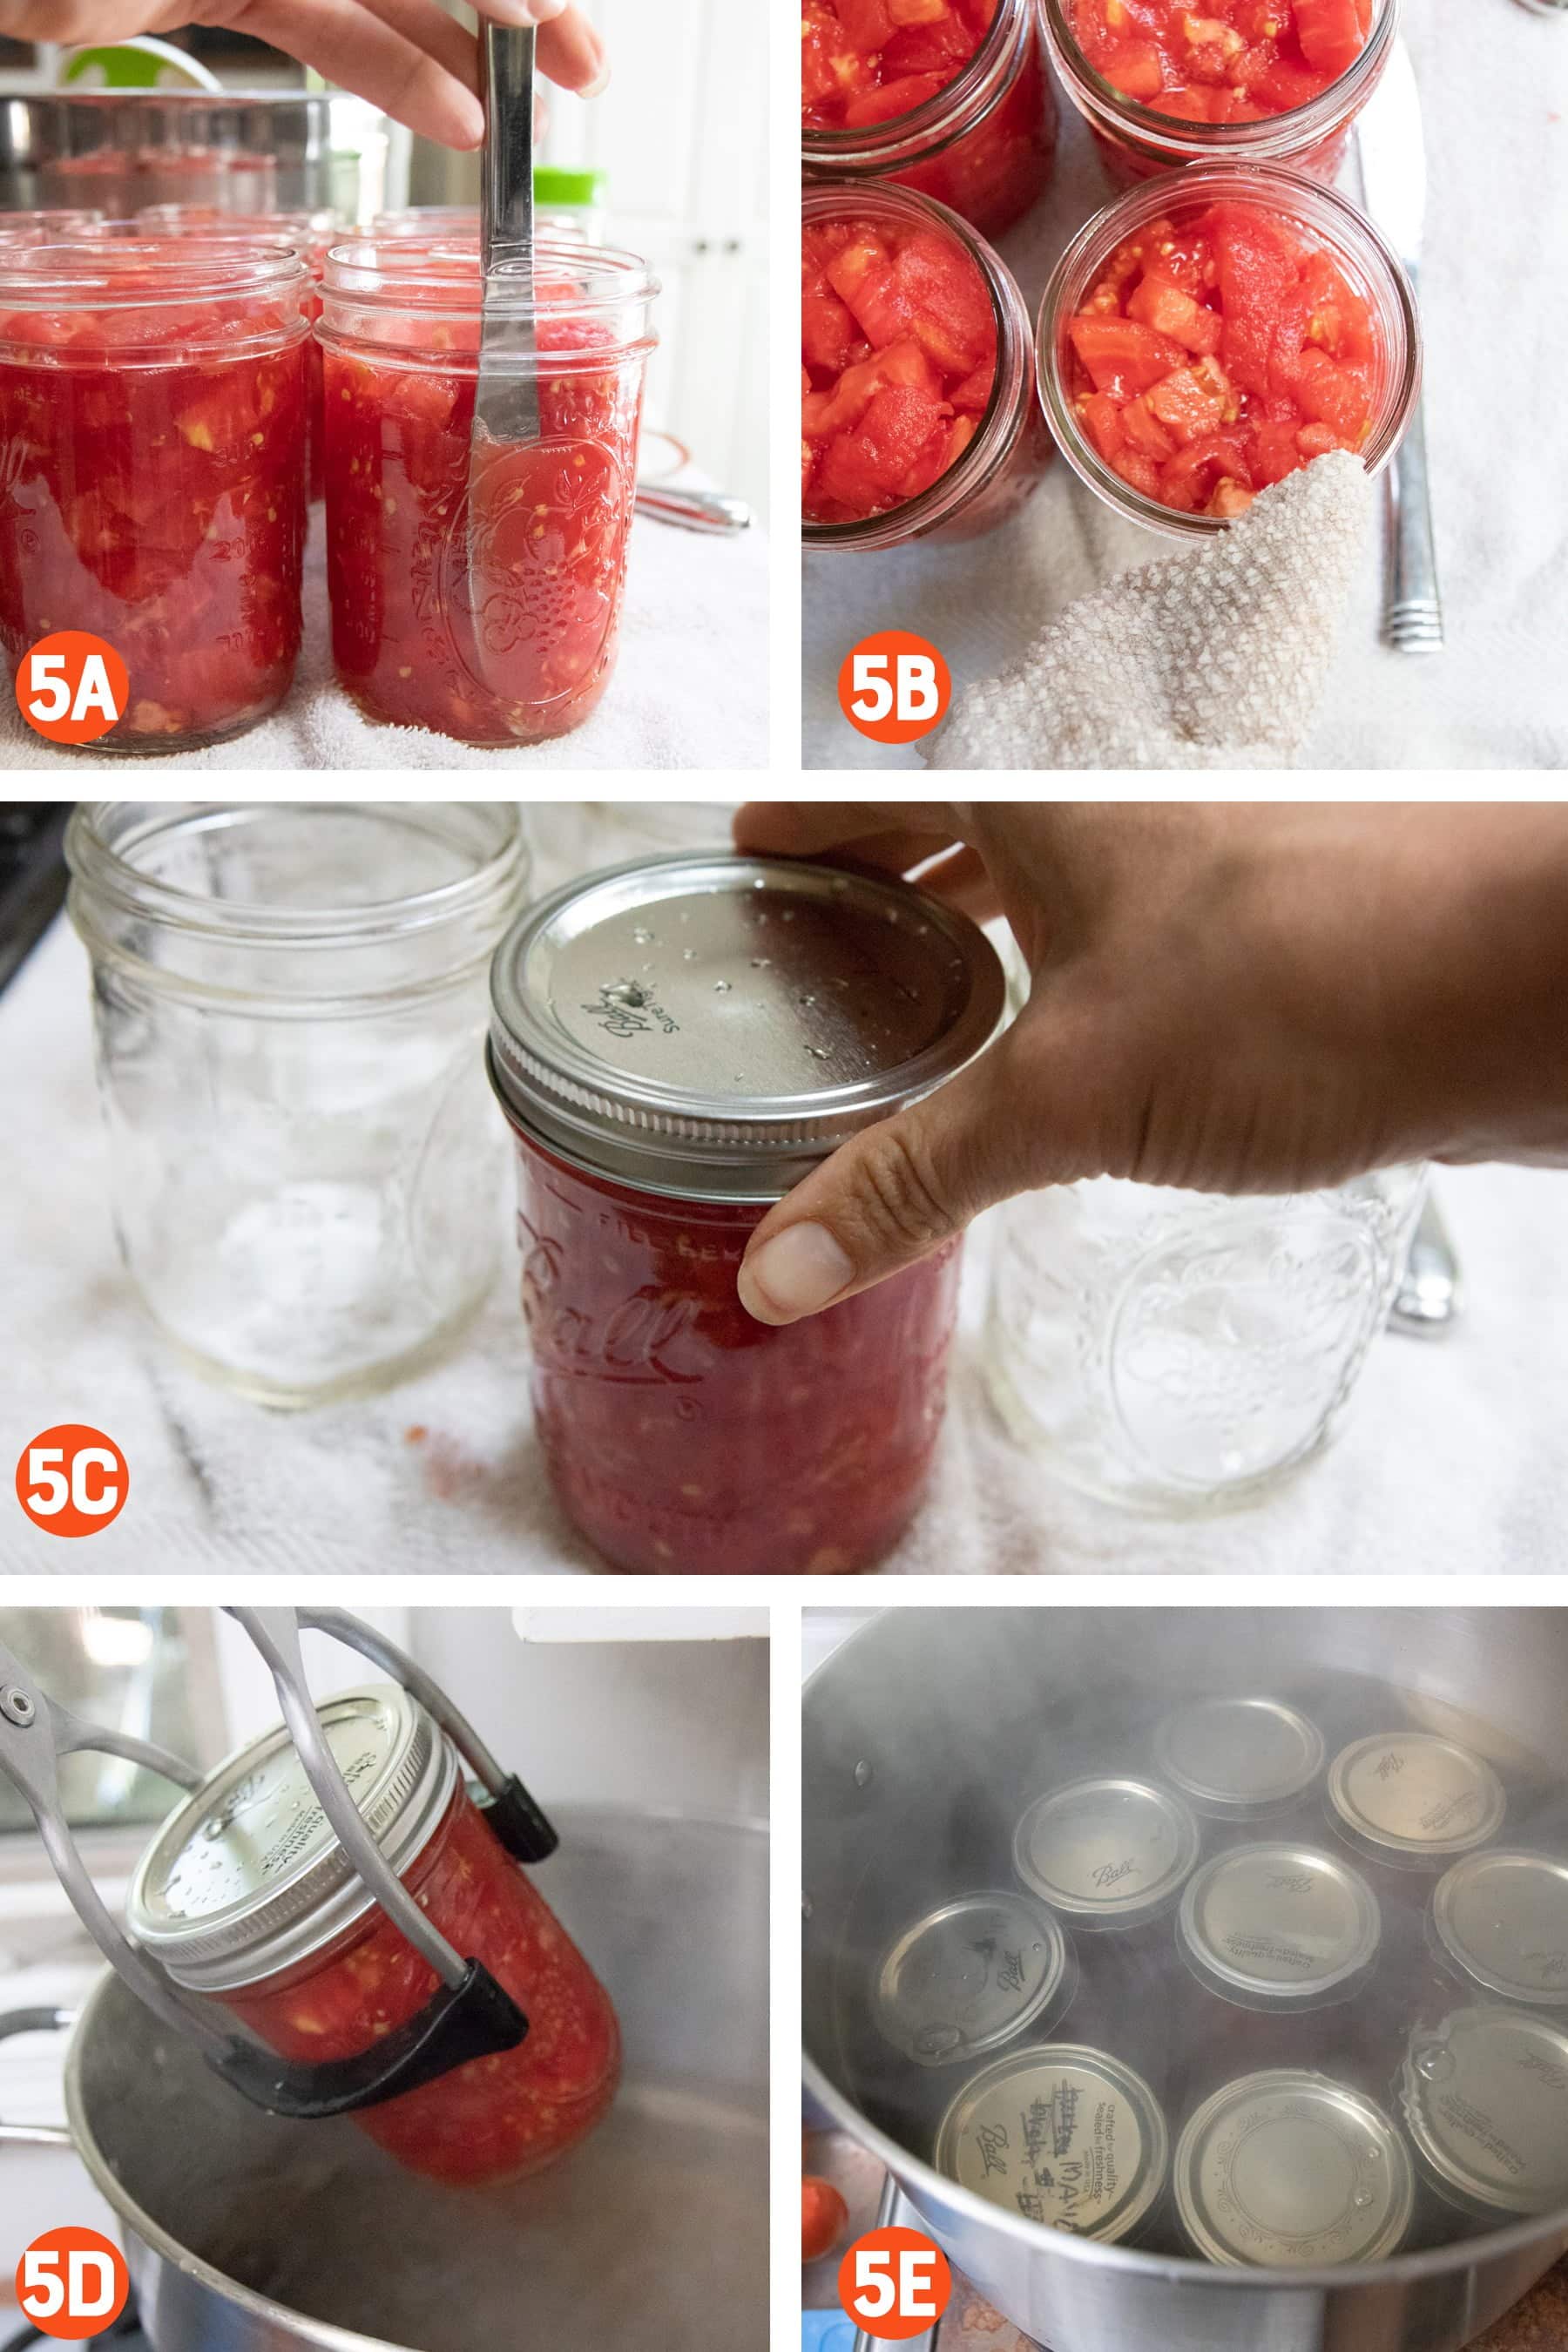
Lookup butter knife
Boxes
[474,21,540,448]
[1356,38,1442,654]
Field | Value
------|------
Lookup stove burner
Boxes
[1,2297,145,2350]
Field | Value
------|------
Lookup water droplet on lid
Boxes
[602,979,649,1009]
[713,979,732,994]
[632,925,653,945]
[802,1893,814,1919]
[1352,2189,1375,2210]
[751,956,771,969]
[854,1759,873,1788]
[808,1045,829,1060]
[682,948,697,961]
[799,993,817,1008]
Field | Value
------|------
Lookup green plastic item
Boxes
[533,167,606,207]
[60,37,222,91]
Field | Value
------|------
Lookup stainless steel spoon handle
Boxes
[1389,1189,1463,1337]
[1383,383,1443,654]
[635,482,753,536]
[480,22,537,266]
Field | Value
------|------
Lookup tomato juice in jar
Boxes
[0,239,309,750]
[126,1686,620,2188]
[486,853,1006,1574]
[803,0,1058,239]
[1037,165,1419,536]
[1038,0,1398,184]
[803,182,1051,549]
[318,238,657,747]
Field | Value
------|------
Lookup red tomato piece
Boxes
[1066,0,1369,120]
[1127,270,1222,355]
[803,2178,851,2265]
[1294,0,1365,79]
[1068,312,1186,398]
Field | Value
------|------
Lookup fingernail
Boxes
[578,52,612,98]
[485,0,567,22]
[738,1224,855,1325]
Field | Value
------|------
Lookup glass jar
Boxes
[983,1165,1426,1510]
[0,240,310,752]
[803,0,1058,240]
[65,801,529,1408]
[487,852,1006,1574]
[319,237,658,747]
[1038,0,1399,185]
[126,1685,620,2189]
[1036,163,1421,537]
[0,208,106,246]
[803,183,1051,551]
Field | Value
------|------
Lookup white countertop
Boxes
[4,909,1566,1577]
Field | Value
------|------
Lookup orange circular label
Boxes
[15,2228,130,2339]
[837,630,951,746]
[16,632,129,746]
[15,1426,130,1538]
[837,2226,953,2341]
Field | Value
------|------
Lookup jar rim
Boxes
[323,233,659,322]
[801,0,1027,165]
[0,236,308,304]
[1035,161,1422,541]
[1037,0,1400,156]
[802,179,1032,551]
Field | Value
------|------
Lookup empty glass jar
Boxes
[983,1169,1426,1510]
[66,802,530,1407]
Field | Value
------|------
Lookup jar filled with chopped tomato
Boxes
[0,239,310,751]
[487,852,1006,1574]
[803,182,1051,549]
[318,237,657,747]
[803,0,1058,239]
[1039,0,1399,185]
[1036,164,1420,535]
[126,1685,621,2188]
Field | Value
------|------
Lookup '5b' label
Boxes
[838,631,951,746]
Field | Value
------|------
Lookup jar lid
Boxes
[935,2044,1168,2244]
[487,854,1006,1202]
[1154,1697,1327,1818]
[1174,2072,1415,2268]
[873,1893,1071,2068]
[126,1686,457,1994]
[1012,1776,1201,1930]
[535,166,605,206]
[1430,1850,1568,2007]
[1399,2006,1568,2218]
[1178,1843,1382,2011]
[1327,1733,1506,1867]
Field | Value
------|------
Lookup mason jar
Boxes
[486,851,1006,1573]
[65,801,529,1408]
[802,0,1059,239]
[0,240,310,751]
[319,236,658,746]
[803,182,1051,551]
[983,1165,1427,1510]
[1173,2070,1415,2266]
[126,1684,620,2187]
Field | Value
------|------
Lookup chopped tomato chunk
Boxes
[1068,0,1373,123]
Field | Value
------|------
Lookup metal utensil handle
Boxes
[635,483,754,537]
[1384,352,1443,654]
[480,22,537,271]
[0,2008,75,2148]
[853,2174,943,2352]
[1389,1187,1463,1337]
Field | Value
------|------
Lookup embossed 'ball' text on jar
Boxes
[486,853,1007,1574]
[66,801,530,1407]
[318,237,658,747]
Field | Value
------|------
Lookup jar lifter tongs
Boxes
[0,1606,558,2120]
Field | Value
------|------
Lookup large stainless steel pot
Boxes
[803,1608,1568,2352]
[0,91,371,216]
[3,1806,766,2351]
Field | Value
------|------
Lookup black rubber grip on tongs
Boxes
[479,1773,559,1862]
[206,1959,528,2120]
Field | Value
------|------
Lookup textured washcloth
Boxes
[804,2,1568,773]
[0,476,769,774]
[925,454,1372,771]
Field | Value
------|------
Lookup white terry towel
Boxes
[924,451,1373,772]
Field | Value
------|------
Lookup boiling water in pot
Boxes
[823,1661,1568,2264]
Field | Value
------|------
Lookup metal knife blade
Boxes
[473,21,541,448]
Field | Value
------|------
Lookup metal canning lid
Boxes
[1326,1732,1506,1866]
[126,1686,458,1995]
[1430,1850,1568,2007]
[487,853,1006,1202]
[1175,2072,1415,2268]
[1154,1697,1327,1818]
[1013,1776,1201,1929]
[873,1892,1072,2067]
[1179,1843,1382,2011]
[935,2044,1168,2244]
[1399,2006,1568,2217]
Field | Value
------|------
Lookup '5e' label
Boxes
[838,631,951,746]
[838,2225,953,2341]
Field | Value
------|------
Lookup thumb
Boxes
[736,1030,1051,1327]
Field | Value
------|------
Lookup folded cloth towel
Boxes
[924,454,1373,771]
[0,479,769,774]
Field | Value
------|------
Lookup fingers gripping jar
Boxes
[125,1686,620,2188]
[66,801,530,1408]
[487,854,1007,1573]
[0,240,310,752]
[319,238,658,747]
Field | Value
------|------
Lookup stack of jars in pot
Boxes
[0,202,657,754]
[801,0,1422,549]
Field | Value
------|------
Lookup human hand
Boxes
[18,1,605,151]
[731,802,1568,1326]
